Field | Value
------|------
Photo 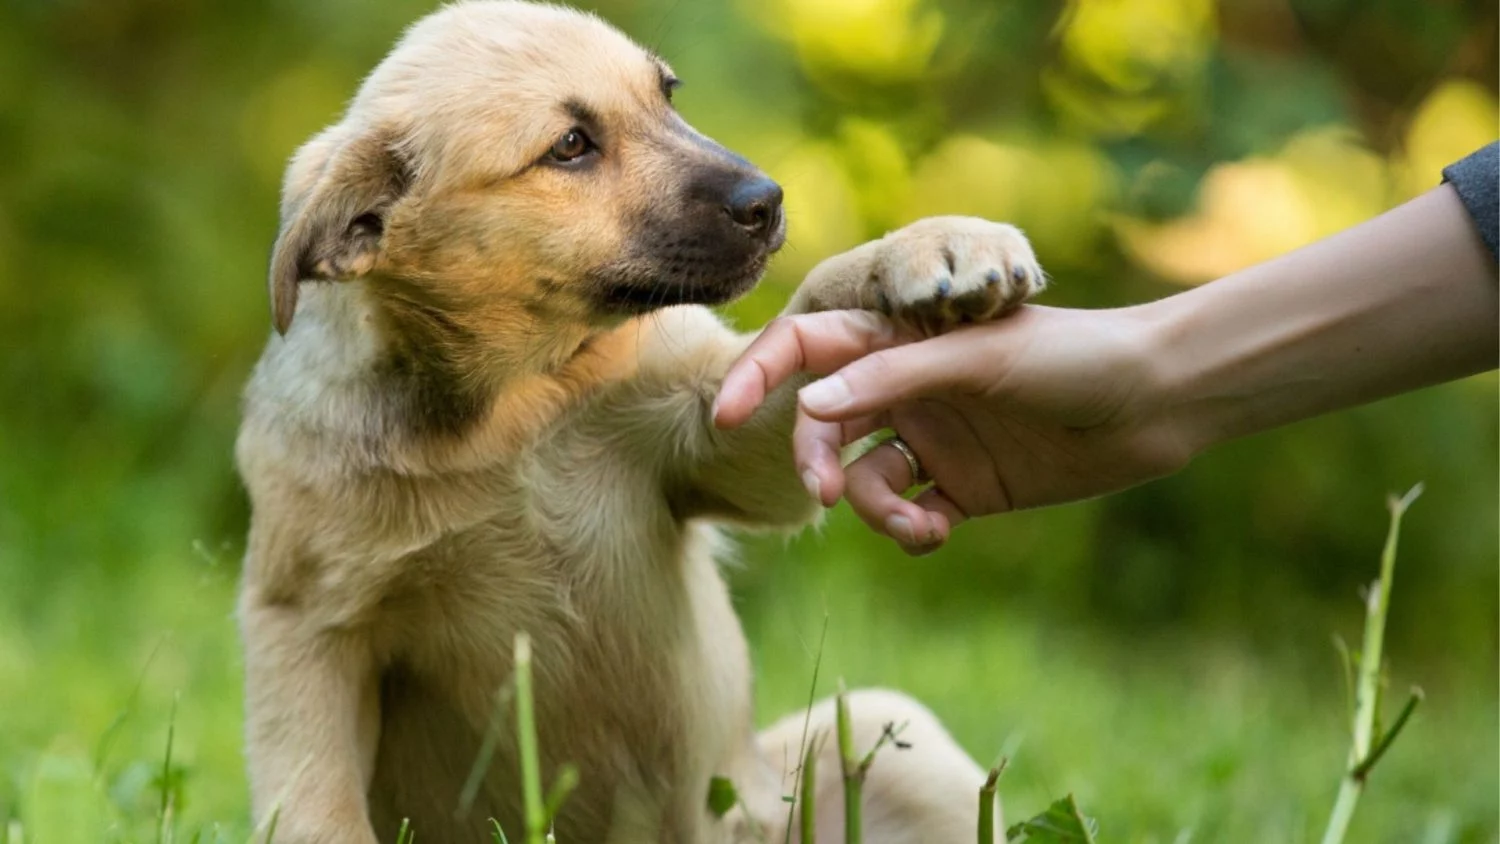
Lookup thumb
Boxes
[797,330,980,421]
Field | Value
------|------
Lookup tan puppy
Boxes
[236,2,1044,841]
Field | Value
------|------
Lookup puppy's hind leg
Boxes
[757,689,990,844]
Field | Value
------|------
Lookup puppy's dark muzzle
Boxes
[587,153,787,316]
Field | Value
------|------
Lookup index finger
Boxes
[712,310,910,429]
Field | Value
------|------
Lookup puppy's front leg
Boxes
[623,307,818,527]
[241,595,381,844]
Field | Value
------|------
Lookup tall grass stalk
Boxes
[798,734,820,844]
[514,633,547,844]
[834,683,909,844]
[977,760,1006,844]
[835,686,860,844]
[258,808,279,844]
[157,692,179,844]
[783,613,830,844]
[1319,485,1425,844]
[458,678,516,818]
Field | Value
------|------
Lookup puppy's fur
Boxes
[236,3,1043,841]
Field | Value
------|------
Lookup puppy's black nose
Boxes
[724,176,783,237]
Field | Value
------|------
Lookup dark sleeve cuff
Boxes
[1442,142,1498,263]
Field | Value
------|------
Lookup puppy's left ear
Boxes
[269,125,410,334]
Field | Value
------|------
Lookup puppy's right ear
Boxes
[269,126,409,335]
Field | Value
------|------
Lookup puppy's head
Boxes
[269,1,784,349]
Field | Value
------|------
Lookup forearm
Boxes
[1147,184,1497,454]
[614,308,817,525]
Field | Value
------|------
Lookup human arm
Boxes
[712,182,1498,554]
[1153,179,1496,451]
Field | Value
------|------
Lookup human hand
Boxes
[712,305,1192,554]
[714,184,1498,556]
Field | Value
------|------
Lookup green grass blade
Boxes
[93,636,167,779]
[157,691,180,844]
[1319,485,1423,844]
[977,762,1004,844]
[260,808,279,844]
[544,764,580,825]
[515,633,546,844]
[799,734,819,844]
[784,613,829,844]
[457,678,516,818]
[835,683,859,844]
[1352,687,1424,781]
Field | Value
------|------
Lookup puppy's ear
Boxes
[269,126,410,334]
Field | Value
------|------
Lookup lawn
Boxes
[2,491,1493,843]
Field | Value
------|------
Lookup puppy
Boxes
[236,2,1044,841]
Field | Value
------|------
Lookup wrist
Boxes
[1132,292,1231,461]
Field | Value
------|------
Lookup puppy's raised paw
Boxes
[868,216,1044,334]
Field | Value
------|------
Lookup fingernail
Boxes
[885,515,916,545]
[801,469,823,504]
[800,376,852,414]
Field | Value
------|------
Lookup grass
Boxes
[0,502,1494,843]
[1319,486,1425,843]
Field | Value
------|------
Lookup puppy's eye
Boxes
[662,76,681,102]
[548,128,594,163]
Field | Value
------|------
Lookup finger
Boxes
[713,311,905,429]
[793,412,887,506]
[905,486,969,556]
[796,329,984,423]
[792,411,844,506]
[843,443,945,550]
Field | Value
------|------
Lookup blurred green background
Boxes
[0,0,1496,841]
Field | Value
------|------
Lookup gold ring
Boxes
[885,436,926,486]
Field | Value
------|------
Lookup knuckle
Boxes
[766,314,802,335]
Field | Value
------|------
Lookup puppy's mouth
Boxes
[597,264,764,313]
[589,226,783,316]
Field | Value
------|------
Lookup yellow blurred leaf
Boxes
[834,118,912,232]
[1114,128,1389,284]
[1047,0,1215,136]
[743,0,944,84]
[907,135,1115,266]
[1058,0,1216,94]
[1396,78,1500,200]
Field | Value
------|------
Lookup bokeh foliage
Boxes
[0,0,1495,841]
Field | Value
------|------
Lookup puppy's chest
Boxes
[382,453,712,686]
[379,466,753,828]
